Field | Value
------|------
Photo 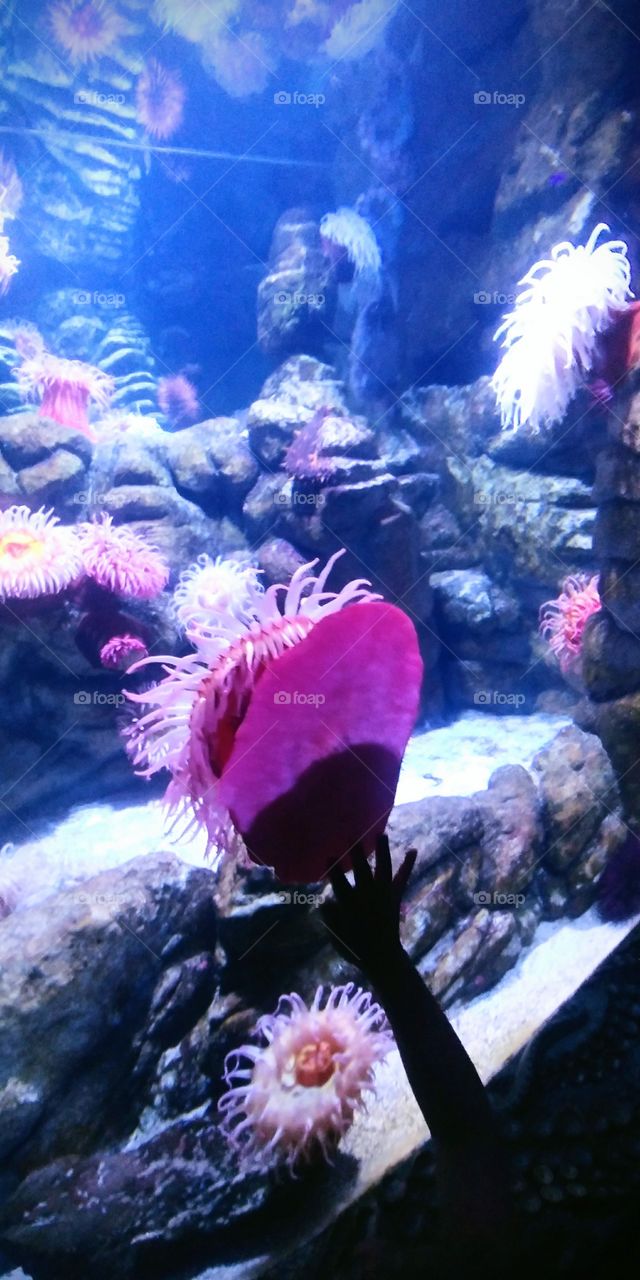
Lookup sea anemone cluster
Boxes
[493,223,633,433]
[48,0,126,63]
[539,573,601,673]
[320,207,382,280]
[125,550,380,858]
[77,514,170,600]
[16,352,114,441]
[0,506,84,603]
[136,59,186,141]
[218,983,393,1170]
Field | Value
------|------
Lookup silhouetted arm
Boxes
[322,836,513,1261]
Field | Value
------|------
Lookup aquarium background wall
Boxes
[1,0,640,1277]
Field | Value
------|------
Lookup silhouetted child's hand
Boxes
[321,836,416,980]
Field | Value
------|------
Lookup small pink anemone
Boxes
[124,550,380,859]
[136,59,186,141]
[16,352,114,441]
[100,633,149,670]
[78,515,170,599]
[48,0,126,63]
[0,506,83,601]
[539,573,601,672]
[157,374,199,427]
[218,983,392,1171]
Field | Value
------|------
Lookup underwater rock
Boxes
[247,359,347,469]
[431,569,520,634]
[581,611,640,701]
[400,378,499,462]
[0,410,92,469]
[255,537,306,587]
[257,208,337,359]
[579,690,640,826]
[0,1115,263,1280]
[533,726,619,873]
[17,448,86,512]
[0,854,217,1174]
[166,418,258,508]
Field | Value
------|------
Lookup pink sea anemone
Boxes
[218,983,392,1170]
[125,552,423,879]
[539,573,601,672]
[218,599,422,880]
[0,506,83,601]
[100,633,149,670]
[77,514,170,599]
[157,374,199,427]
[16,353,114,442]
[136,59,186,141]
[48,0,126,63]
[125,550,380,859]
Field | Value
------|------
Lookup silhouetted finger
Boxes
[374,833,392,884]
[329,865,353,907]
[351,842,374,888]
[393,848,417,902]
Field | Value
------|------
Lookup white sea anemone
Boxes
[492,223,633,432]
[173,553,264,638]
[320,207,382,278]
[218,983,393,1171]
